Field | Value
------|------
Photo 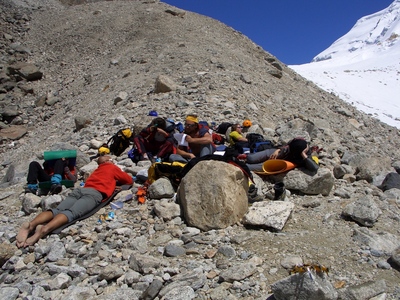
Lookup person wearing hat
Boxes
[244,137,319,173]
[169,114,215,163]
[133,117,174,161]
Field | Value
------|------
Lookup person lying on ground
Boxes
[169,114,215,163]
[133,117,174,161]
[16,155,133,248]
[26,158,77,195]
[244,138,319,173]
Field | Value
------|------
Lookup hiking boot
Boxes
[273,182,286,200]
[25,186,38,195]
[50,184,62,195]
[248,184,257,197]
[248,184,265,203]
[25,183,38,195]
[248,194,265,203]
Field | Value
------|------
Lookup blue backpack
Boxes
[246,133,274,153]
[166,118,184,133]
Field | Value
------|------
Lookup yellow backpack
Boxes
[147,161,187,188]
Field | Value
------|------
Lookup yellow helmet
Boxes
[98,145,110,156]
[121,128,132,139]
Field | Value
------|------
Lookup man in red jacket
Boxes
[16,155,133,248]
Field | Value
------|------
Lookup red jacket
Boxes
[84,162,133,199]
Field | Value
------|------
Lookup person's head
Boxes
[287,138,308,160]
[97,155,113,165]
[151,117,167,130]
[184,114,199,133]
[232,123,243,133]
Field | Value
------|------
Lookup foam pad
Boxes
[50,184,132,234]
[43,150,77,160]
[254,159,296,175]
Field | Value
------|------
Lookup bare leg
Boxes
[16,211,54,248]
[24,213,68,247]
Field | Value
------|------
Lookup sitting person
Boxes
[16,155,133,248]
[169,114,215,163]
[133,117,174,161]
[26,158,77,195]
[229,123,249,151]
[245,138,319,173]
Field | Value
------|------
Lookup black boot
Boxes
[248,184,264,203]
[273,182,286,200]
[248,184,257,197]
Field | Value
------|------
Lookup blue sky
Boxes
[162,0,394,65]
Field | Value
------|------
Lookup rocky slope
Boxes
[1,0,400,299]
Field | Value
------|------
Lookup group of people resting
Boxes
[18,114,215,248]
[133,114,318,172]
[133,114,215,163]
[18,114,318,248]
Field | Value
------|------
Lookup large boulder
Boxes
[352,227,400,253]
[21,193,42,215]
[7,62,43,81]
[342,196,382,227]
[242,201,294,231]
[177,160,249,231]
[0,125,27,140]
[338,280,386,300]
[271,272,338,300]
[154,74,177,93]
[341,152,392,184]
[148,177,175,199]
[284,167,334,196]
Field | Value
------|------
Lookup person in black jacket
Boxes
[244,138,319,173]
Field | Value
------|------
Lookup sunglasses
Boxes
[185,123,196,127]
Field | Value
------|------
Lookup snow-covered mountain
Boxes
[290,0,400,129]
